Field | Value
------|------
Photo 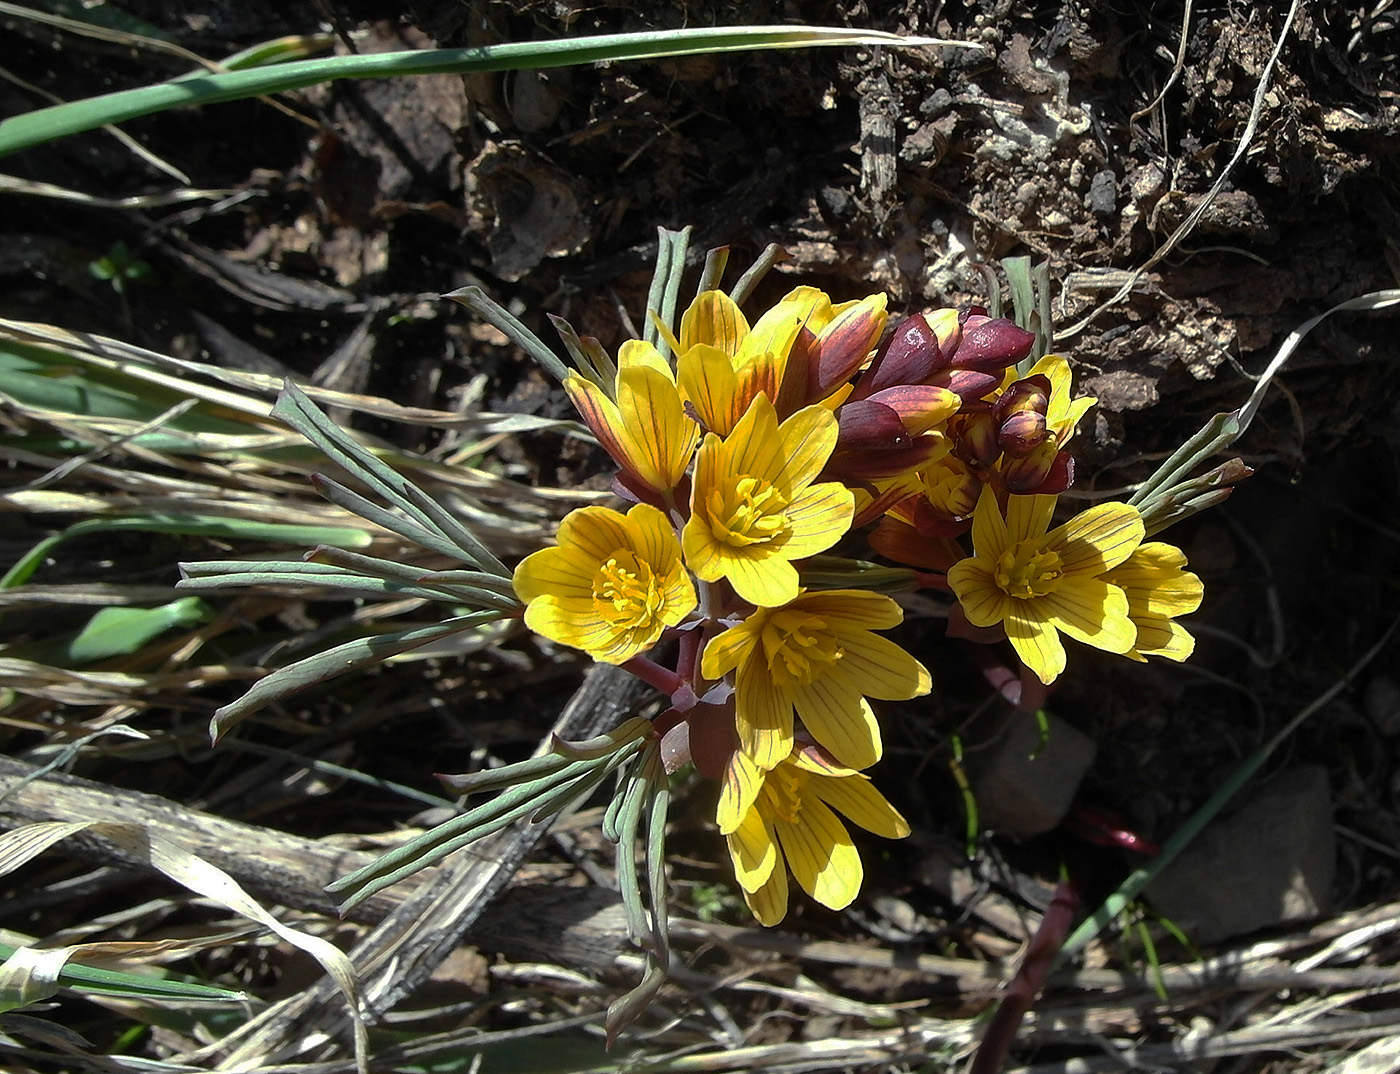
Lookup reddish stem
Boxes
[966,879,1080,1074]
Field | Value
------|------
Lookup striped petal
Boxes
[792,680,881,770]
[777,483,855,559]
[736,661,794,769]
[719,750,767,836]
[775,404,840,491]
[829,628,931,700]
[774,797,861,910]
[727,808,777,892]
[947,558,1010,628]
[677,342,744,436]
[1049,502,1144,574]
[616,362,698,491]
[1005,492,1056,546]
[1006,606,1066,685]
[970,485,1008,559]
[1034,577,1137,654]
[742,855,789,926]
[681,290,749,356]
[808,772,910,839]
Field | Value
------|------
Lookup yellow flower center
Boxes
[592,549,664,631]
[994,541,1063,599]
[709,475,789,548]
[759,764,808,824]
[760,609,843,687]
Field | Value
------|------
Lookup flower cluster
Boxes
[513,269,1214,926]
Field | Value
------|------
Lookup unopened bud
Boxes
[953,315,1036,373]
[812,293,888,398]
[950,409,1000,469]
[994,375,1051,456]
[857,309,959,396]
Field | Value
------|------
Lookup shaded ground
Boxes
[3,0,1400,1070]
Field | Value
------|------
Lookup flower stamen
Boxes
[994,543,1063,599]
[710,476,789,547]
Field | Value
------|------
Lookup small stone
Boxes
[971,710,1096,839]
[1086,170,1117,216]
[1147,766,1334,943]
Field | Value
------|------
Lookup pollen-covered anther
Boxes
[710,477,789,547]
[994,544,1064,600]
[593,551,664,628]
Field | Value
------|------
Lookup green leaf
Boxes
[0,27,962,158]
[210,613,500,740]
[62,597,210,664]
[0,942,243,1003]
[1,515,371,591]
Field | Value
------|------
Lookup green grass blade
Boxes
[62,597,211,664]
[1,516,371,590]
[0,942,244,1003]
[210,613,499,740]
[0,26,959,157]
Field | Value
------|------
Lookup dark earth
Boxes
[3,0,1400,1070]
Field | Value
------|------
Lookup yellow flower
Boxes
[947,487,1144,684]
[1103,542,1204,661]
[672,287,887,436]
[564,339,698,493]
[717,746,910,926]
[513,503,696,664]
[683,395,854,608]
[701,589,931,770]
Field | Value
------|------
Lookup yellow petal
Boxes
[808,772,910,839]
[742,858,789,926]
[970,485,1008,559]
[792,590,905,631]
[677,343,744,436]
[1134,616,1196,661]
[727,808,777,892]
[1006,607,1066,685]
[718,751,766,836]
[736,661,794,768]
[700,616,762,680]
[775,798,861,911]
[740,300,804,365]
[722,394,784,482]
[791,681,881,770]
[512,546,589,603]
[564,374,629,471]
[616,363,699,490]
[681,291,749,355]
[624,503,680,568]
[617,337,678,378]
[1005,493,1056,546]
[776,483,854,559]
[1050,502,1144,574]
[1035,577,1137,655]
[947,558,1009,628]
[830,628,931,700]
[724,548,800,609]
[775,404,840,491]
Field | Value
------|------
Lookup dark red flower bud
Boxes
[811,298,889,399]
[1001,447,1074,494]
[855,309,961,398]
[951,315,1036,373]
[836,399,914,450]
[927,367,1003,402]
[994,375,1051,456]
[950,410,1000,470]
